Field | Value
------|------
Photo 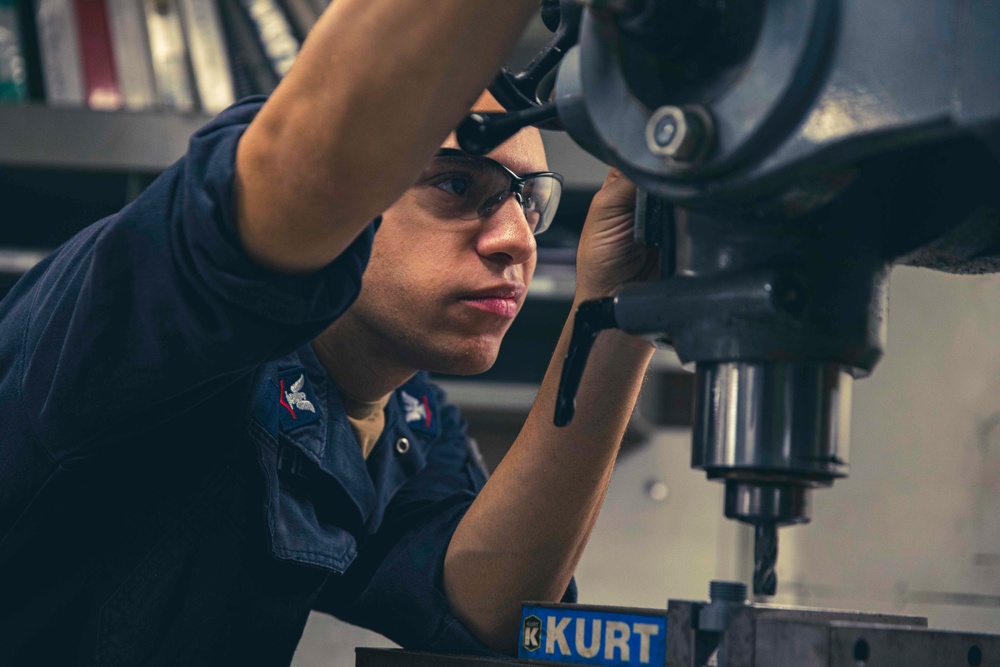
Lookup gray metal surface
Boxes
[667,599,929,667]
[824,623,997,667]
[752,620,1000,667]
[0,101,607,189]
[356,601,998,667]
[665,599,1000,667]
[691,361,853,526]
[0,104,212,172]
[692,361,852,481]
[557,0,1000,205]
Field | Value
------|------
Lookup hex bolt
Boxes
[653,113,679,147]
[709,580,748,604]
[645,105,713,163]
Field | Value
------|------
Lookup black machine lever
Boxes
[489,0,581,112]
[455,104,560,156]
[554,297,618,427]
[457,0,579,156]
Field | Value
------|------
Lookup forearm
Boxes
[444,305,655,653]
[237,0,537,274]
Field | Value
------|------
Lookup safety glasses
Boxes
[407,148,564,235]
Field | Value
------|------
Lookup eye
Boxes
[522,193,540,212]
[524,206,542,229]
[521,183,542,212]
[433,176,471,196]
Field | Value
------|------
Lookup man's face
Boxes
[336,95,548,375]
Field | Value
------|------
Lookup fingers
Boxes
[593,168,637,215]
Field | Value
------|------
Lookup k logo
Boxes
[522,615,542,652]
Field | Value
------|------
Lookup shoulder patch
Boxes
[400,388,439,439]
[277,368,321,431]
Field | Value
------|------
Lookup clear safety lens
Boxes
[409,154,563,235]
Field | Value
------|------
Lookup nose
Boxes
[476,194,537,266]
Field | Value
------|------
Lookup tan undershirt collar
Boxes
[340,392,391,459]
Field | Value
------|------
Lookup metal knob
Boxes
[645,105,714,163]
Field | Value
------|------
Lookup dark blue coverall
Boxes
[0,98,575,666]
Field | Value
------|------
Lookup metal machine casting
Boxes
[358,581,1000,667]
[457,0,1000,597]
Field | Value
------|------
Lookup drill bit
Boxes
[753,523,778,596]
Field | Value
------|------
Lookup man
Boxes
[0,2,656,665]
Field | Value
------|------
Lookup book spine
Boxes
[72,0,122,109]
[105,0,156,109]
[177,0,234,113]
[15,0,46,100]
[307,0,328,16]
[238,0,298,79]
[218,0,276,98]
[142,0,194,111]
[279,0,318,42]
[0,0,29,101]
[33,0,85,105]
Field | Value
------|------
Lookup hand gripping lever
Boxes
[553,297,618,427]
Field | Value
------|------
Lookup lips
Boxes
[459,285,525,318]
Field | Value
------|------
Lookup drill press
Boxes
[456,0,1000,598]
[356,2,1000,665]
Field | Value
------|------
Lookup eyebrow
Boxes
[436,148,548,176]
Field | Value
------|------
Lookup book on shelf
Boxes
[219,0,276,98]
[106,0,156,110]
[33,0,85,106]
[142,0,194,111]
[13,0,46,101]
[281,0,318,41]
[238,0,298,80]
[0,0,29,101]
[15,0,323,112]
[307,0,328,16]
[177,0,235,113]
[73,0,123,109]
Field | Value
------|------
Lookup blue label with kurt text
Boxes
[518,604,667,667]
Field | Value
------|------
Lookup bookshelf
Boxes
[0,104,211,171]
[0,9,695,438]
[0,103,610,181]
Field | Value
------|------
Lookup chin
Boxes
[418,336,502,376]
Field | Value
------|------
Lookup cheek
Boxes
[373,210,471,273]
[361,232,455,312]
[374,204,464,267]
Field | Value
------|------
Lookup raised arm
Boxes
[1,1,537,456]
[236,0,539,274]
[443,171,659,653]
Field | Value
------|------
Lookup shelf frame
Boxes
[0,104,214,173]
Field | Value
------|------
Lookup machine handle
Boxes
[487,0,581,113]
[554,297,618,426]
[456,105,560,156]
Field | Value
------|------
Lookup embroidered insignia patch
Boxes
[401,390,428,425]
[277,369,321,431]
[400,388,439,438]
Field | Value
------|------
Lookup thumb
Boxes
[593,167,637,214]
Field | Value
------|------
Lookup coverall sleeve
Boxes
[0,97,376,460]
[314,382,578,655]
